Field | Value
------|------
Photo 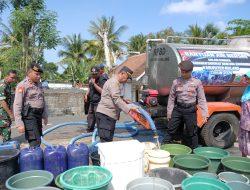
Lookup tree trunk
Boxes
[103,32,111,69]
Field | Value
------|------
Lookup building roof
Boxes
[115,53,146,79]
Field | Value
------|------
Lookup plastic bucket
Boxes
[147,149,171,170]
[6,170,54,190]
[227,181,250,190]
[193,147,229,173]
[148,167,191,190]
[161,144,192,167]
[126,177,175,190]
[173,154,211,175]
[221,156,250,179]
[218,172,249,183]
[0,149,20,189]
[60,166,112,190]
[182,177,231,190]
[193,172,218,179]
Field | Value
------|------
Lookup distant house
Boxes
[113,53,146,101]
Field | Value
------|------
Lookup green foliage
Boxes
[127,33,147,53]
[58,34,94,84]
[0,0,60,75]
[226,19,250,36]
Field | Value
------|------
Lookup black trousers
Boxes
[23,108,43,147]
[96,112,116,142]
[164,105,198,149]
[87,104,98,132]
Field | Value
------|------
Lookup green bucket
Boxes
[161,144,192,167]
[173,154,211,175]
[221,156,250,180]
[194,147,229,173]
[60,166,112,190]
[5,170,54,190]
[182,177,231,190]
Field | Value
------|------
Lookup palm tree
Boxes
[187,24,203,44]
[58,34,88,83]
[88,16,127,68]
[127,33,147,54]
[203,23,219,44]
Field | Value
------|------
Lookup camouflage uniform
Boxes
[0,79,12,142]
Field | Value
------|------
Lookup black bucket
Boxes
[0,149,20,189]
[90,151,100,166]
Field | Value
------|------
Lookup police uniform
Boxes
[13,65,47,147]
[0,79,12,142]
[96,66,133,142]
[164,61,208,149]
[87,67,108,132]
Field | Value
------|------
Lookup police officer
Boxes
[84,66,107,132]
[14,63,48,147]
[96,66,137,142]
[163,60,208,149]
[0,70,17,142]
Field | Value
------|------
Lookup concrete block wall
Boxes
[44,89,85,117]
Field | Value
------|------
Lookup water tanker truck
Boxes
[141,36,250,148]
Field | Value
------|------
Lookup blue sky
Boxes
[1,0,250,64]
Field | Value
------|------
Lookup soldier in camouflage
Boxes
[0,70,17,142]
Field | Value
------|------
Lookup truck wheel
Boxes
[201,113,239,148]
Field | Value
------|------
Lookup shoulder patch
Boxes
[17,86,24,93]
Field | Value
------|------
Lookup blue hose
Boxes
[41,104,157,147]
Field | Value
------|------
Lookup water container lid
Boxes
[98,140,144,163]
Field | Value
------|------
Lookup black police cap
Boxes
[91,66,99,74]
[120,66,133,79]
[178,60,194,72]
[29,63,43,73]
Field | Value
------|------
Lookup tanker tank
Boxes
[147,42,250,105]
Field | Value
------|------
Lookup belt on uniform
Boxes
[30,107,43,114]
[176,101,196,108]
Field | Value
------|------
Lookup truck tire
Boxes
[201,113,239,148]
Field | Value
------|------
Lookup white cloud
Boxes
[215,21,227,31]
[161,0,246,14]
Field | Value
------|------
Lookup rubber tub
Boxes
[173,154,211,175]
[148,167,191,190]
[182,177,231,190]
[221,156,250,179]
[126,177,174,190]
[227,181,250,190]
[6,170,54,190]
[218,172,249,183]
[161,144,192,167]
[193,147,229,173]
[60,166,112,190]
[193,172,218,180]
[0,149,20,189]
